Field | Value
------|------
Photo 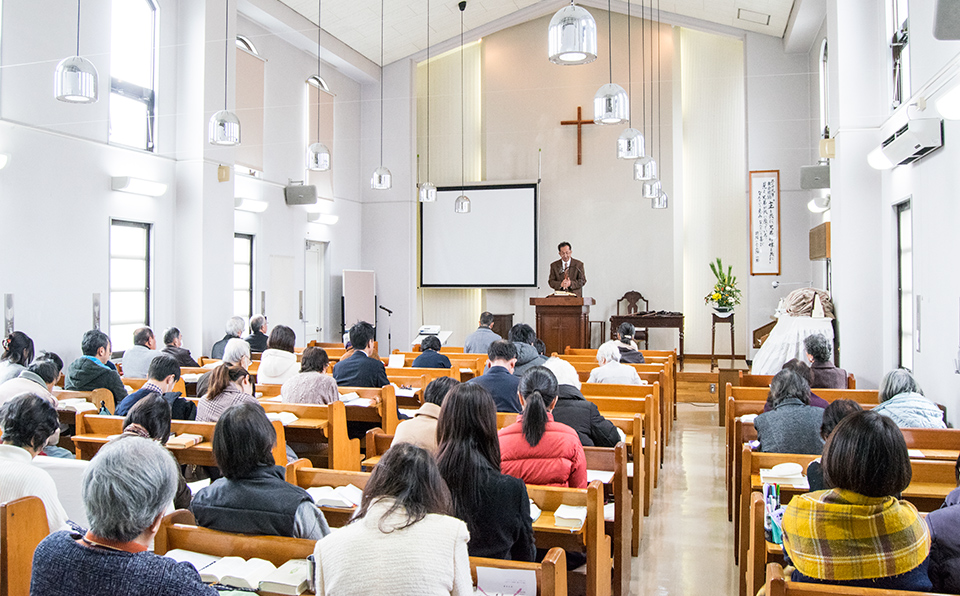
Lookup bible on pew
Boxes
[266,412,299,426]
[554,504,587,529]
[306,484,363,508]
[339,392,376,407]
[164,551,311,595]
[166,433,204,448]
[58,398,98,413]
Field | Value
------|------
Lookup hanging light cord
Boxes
[316,0,321,141]
[640,0,645,136]
[426,0,430,181]
[224,0,229,110]
[627,0,631,126]
[460,2,465,189]
[76,0,81,56]
[380,0,385,165]
[607,0,613,83]
[657,0,661,161]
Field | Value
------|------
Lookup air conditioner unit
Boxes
[868,119,943,169]
[284,183,317,205]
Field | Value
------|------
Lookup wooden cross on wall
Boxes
[561,106,595,165]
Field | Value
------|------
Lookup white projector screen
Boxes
[420,184,538,287]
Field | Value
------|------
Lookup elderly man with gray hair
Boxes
[873,368,946,429]
[586,342,643,385]
[803,333,848,389]
[211,316,246,360]
[30,436,219,595]
[245,314,269,353]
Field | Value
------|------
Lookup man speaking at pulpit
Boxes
[548,241,587,296]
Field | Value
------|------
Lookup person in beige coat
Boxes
[393,377,459,453]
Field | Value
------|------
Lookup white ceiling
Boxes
[278,0,796,66]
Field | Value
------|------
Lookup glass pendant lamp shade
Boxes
[548,2,597,65]
[642,178,661,199]
[419,182,437,203]
[634,155,657,181]
[594,83,628,124]
[209,110,241,146]
[617,128,644,159]
[651,191,668,209]
[454,194,471,213]
[307,142,331,171]
[55,56,98,103]
[371,166,392,190]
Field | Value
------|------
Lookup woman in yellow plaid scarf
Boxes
[781,410,932,590]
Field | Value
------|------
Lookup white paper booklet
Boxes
[475,566,537,596]
[604,502,616,522]
[587,469,614,484]
[553,504,587,529]
[759,468,809,489]
[265,411,299,426]
[163,548,221,572]
[529,499,541,522]
[340,392,375,408]
[259,559,312,595]
[387,354,406,368]
[306,484,364,508]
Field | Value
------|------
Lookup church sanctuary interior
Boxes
[5,0,960,594]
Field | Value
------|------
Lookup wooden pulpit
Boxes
[530,296,596,355]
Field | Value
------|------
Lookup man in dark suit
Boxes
[211,316,245,360]
[162,327,199,367]
[547,241,586,296]
[333,321,389,388]
[244,314,269,353]
[468,340,521,413]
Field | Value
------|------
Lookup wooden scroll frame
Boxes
[749,170,781,275]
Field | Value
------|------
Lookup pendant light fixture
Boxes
[593,0,628,125]
[650,0,667,208]
[307,0,331,171]
[55,0,98,103]
[209,0,241,146]
[548,1,597,65]
[419,0,437,202]
[371,0,392,190]
[617,0,643,159]
[634,0,656,180]
[454,1,470,214]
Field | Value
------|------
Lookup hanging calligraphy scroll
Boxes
[749,170,780,275]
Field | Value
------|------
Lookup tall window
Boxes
[818,39,829,139]
[234,234,254,319]
[110,221,152,352]
[110,0,158,151]
[889,0,910,109]
[896,201,913,369]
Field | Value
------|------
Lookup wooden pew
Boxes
[255,383,282,398]
[384,373,428,408]
[385,366,459,383]
[337,385,400,434]
[286,461,613,596]
[71,413,289,468]
[53,387,115,417]
[738,371,857,389]
[121,377,188,396]
[388,351,487,379]
[259,401,360,471]
[585,444,632,596]
[471,548,568,596]
[1,496,48,596]
[763,562,951,596]
[362,427,393,469]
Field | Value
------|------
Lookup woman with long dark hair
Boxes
[313,442,472,595]
[196,365,259,423]
[0,330,35,383]
[499,366,587,488]
[436,384,535,561]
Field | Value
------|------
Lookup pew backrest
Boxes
[1,496,48,596]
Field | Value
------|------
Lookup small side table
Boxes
[711,312,735,371]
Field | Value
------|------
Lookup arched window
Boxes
[818,39,829,139]
[236,35,259,56]
[109,0,158,151]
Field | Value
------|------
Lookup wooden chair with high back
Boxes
[611,291,650,346]
[1,496,49,596]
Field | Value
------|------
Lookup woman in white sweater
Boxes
[313,442,472,596]
[256,325,299,385]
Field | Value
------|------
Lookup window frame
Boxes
[896,200,913,369]
[889,0,909,110]
[109,0,159,152]
[109,219,153,350]
[818,38,829,139]
[234,233,255,320]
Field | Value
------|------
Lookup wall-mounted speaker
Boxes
[800,164,830,190]
[284,184,317,205]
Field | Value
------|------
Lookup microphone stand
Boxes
[379,305,393,353]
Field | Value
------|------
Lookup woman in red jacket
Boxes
[498,366,587,488]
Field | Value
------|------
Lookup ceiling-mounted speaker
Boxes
[800,164,830,189]
[284,183,317,205]
[935,0,960,39]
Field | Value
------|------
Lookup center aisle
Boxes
[629,403,738,595]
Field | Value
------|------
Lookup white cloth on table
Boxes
[751,315,835,375]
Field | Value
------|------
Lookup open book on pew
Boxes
[166,433,204,448]
[553,504,587,529]
[339,392,376,408]
[266,411,299,426]
[387,354,406,368]
[390,383,417,399]
[163,550,311,595]
[57,398,98,413]
[475,566,537,596]
[759,462,809,489]
[306,484,364,508]
[181,373,201,383]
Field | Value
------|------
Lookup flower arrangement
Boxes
[704,258,742,310]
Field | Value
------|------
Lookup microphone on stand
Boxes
[772,280,812,289]
[379,305,393,314]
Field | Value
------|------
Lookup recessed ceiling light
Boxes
[737,8,770,26]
